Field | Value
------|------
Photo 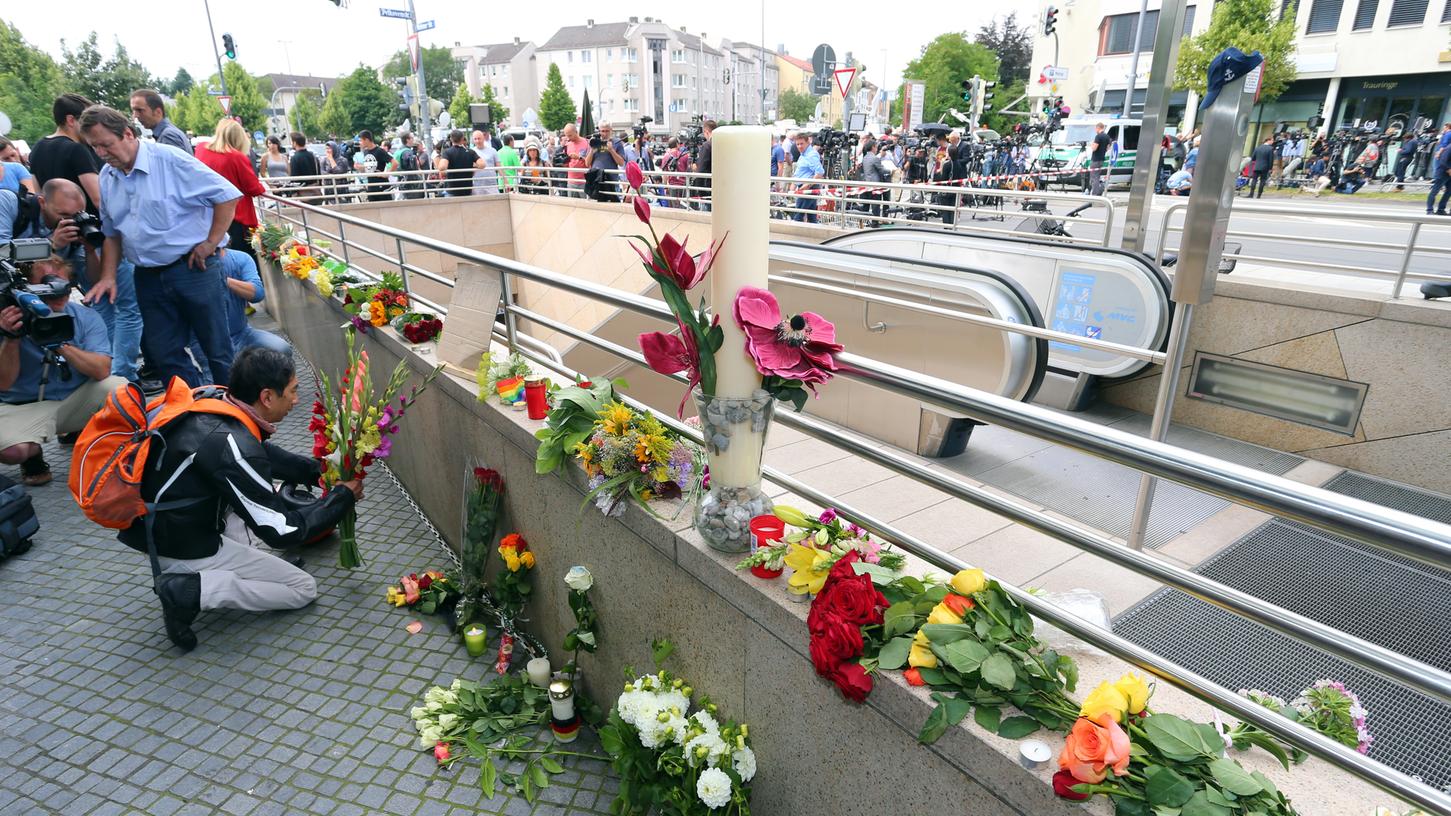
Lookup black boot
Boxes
[155,573,201,651]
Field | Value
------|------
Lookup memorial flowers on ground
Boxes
[385,569,456,614]
[457,465,505,630]
[574,400,704,517]
[739,505,905,596]
[1226,680,1373,765]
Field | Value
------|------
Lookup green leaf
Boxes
[599,725,624,755]
[540,756,565,774]
[1145,767,1196,808]
[996,716,1040,739]
[520,766,536,803]
[651,638,675,669]
[914,667,948,685]
[1250,770,1280,799]
[1143,714,1223,762]
[932,692,973,726]
[530,762,551,790]
[480,756,497,798]
[942,639,991,674]
[1180,791,1232,816]
[918,702,950,745]
[920,623,975,645]
[876,636,913,671]
[883,601,917,638]
[974,705,1001,733]
[1208,758,1262,796]
[1238,730,1292,770]
[979,653,1018,690]
[1204,787,1236,808]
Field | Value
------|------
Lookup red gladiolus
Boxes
[625,162,644,191]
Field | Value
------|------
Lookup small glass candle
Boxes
[748,515,785,579]
[1019,739,1052,770]
[463,626,487,658]
[524,376,550,420]
[548,679,576,721]
[527,657,552,688]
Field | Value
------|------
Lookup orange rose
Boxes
[1059,714,1131,784]
[942,593,974,617]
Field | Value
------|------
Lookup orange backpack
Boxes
[70,378,261,530]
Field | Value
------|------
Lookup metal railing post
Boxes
[337,221,351,269]
[395,237,410,294]
[299,207,313,246]
[499,269,519,352]
[1391,221,1422,299]
[1126,301,1194,550]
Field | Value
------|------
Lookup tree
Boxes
[320,90,352,138]
[323,66,398,137]
[447,86,474,125]
[537,64,576,131]
[899,34,1000,124]
[383,46,463,107]
[0,22,64,142]
[208,62,269,134]
[1176,0,1296,103]
[291,89,325,139]
[983,78,1027,134]
[778,87,817,123]
[478,83,509,127]
[61,32,155,110]
[974,14,1033,85]
[169,67,194,97]
[175,84,223,136]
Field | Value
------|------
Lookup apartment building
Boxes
[1027,0,1451,136]
[724,42,781,123]
[451,39,538,128]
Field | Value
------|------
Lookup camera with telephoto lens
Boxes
[68,212,105,249]
[633,116,654,139]
[0,239,77,346]
[550,146,570,167]
[589,132,604,150]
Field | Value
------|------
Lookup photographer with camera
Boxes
[1428,123,1451,215]
[585,124,626,203]
[0,254,126,486]
[859,140,891,221]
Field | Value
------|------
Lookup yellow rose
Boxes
[950,568,986,596]
[520,551,536,569]
[926,600,964,626]
[908,630,938,669]
[504,551,522,572]
[1113,672,1151,714]
[1080,680,1130,724]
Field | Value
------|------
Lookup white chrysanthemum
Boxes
[696,767,733,810]
[732,747,757,782]
[637,715,671,749]
[685,732,729,767]
[657,690,691,716]
[691,711,720,736]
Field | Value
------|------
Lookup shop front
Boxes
[1333,72,1451,133]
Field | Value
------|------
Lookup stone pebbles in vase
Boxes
[693,389,775,553]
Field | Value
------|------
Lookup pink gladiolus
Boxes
[625,162,644,191]
[733,286,842,389]
[639,324,701,417]
[633,193,651,224]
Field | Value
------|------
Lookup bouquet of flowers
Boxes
[457,466,506,630]
[492,534,535,621]
[575,400,705,516]
[344,272,410,333]
[1227,680,1372,763]
[598,669,756,816]
[385,569,458,614]
[621,162,726,417]
[281,244,320,280]
[534,379,618,474]
[393,312,443,344]
[476,351,532,404]
[1054,673,1301,815]
[312,327,443,567]
[251,222,294,262]
[741,505,905,596]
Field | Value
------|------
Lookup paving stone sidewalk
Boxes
[0,354,616,816]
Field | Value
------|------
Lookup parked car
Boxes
[1041,117,1143,191]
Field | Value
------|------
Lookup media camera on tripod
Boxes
[1,238,77,349]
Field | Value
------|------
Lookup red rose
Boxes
[904,667,926,687]
[829,661,874,703]
[417,573,433,590]
[817,617,863,664]
[1052,771,1091,801]
[808,632,839,676]
[942,593,975,617]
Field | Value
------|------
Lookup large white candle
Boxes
[709,126,772,400]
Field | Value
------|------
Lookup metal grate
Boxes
[1324,471,1451,526]
[1115,512,1451,789]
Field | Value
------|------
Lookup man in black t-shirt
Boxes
[1089,123,1112,196]
[28,93,103,217]
[288,132,321,201]
[354,130,396,202]
[437,129,482,196]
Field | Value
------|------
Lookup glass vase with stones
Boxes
[693,388,775,553]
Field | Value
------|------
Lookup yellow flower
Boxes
[950,568,986,596]
[520,551,536,569]
[773,505,810,527]
[926,600,965,626]
[909,630,938,668]
[386,586,405,606]
[599,401,634,436]
[1113,672,1151,714]
[503,551,522,572]
[1080,680,1131,724]
[783,544,832,595]
[575,443,594,467]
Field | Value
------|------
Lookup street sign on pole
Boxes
[809,75,832,96]
[407,33,420,73]
[379,7,411,18]
[833,68,857,99]
[810,44,836,80]
[218,96,232,115]
[903,80,925,133]
[415,19,435,31]
[1044,66,1069,81]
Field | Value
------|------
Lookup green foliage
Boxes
[291,89,326,139]
[175,85,224,137]
[383,45,464,105]
[217,62,269,134]
[319,89,352,138]
[899,34,1000,124]
[1175,0,1296,104]
[0,22,63,142]
[448,85,474,126]
[479,83,509,127]
[777,87,817,123]
[168,67,194,97]
[533,379,619,474]
[974,13,1033,84]
[982,77,1027,134]
[456,465,504,630]
[323,66,398,137]
[60,32,155,111]
[537,64,576,132]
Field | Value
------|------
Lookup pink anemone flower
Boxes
[733,286,842,389]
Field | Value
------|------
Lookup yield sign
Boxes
[217,95,232,115]
[833,67,857,98]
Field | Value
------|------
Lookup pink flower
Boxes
[400,574,421,605]
[733,286,842,389]
[630,233,719,292]
[639,321,702,416]
[625,162,644,191]
[633,193,651,224]
[434,742,451,763]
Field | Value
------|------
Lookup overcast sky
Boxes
[7,0,1037,95]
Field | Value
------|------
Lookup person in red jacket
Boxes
[196,118,267,265]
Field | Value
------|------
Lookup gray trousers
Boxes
[158,513,316,612]
[1089,160,1107,196]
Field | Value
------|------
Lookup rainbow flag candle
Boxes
[496,375,526,404]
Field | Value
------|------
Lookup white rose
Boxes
[696,767,732,809]
[732,747,757,782]
[564,566,594,592]
[437,713,458,732]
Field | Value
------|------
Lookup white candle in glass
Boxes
[548,680,576,721]
[708,126,771,401]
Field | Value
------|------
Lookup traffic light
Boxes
[222,33,236,60]
[395,77,414,114]
[979,79,996,115]
[961,78,974,104]
[1044,6,1059,36]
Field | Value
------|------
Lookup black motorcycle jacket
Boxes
[118,410,355,560]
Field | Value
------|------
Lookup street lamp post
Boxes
[200,0,229,97]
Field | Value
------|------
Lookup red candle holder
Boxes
[524,376,549,420]
[748,514,785,579]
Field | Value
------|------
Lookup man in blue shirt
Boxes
[1427,123,1451,216]
[80,105,241,388]
[128,89,192,154]
[0,255,127,486]
[770,135,786,177]
[791,133,825,224]
[0,161,35,195]
[217,250,292,357]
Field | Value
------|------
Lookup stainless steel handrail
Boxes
[258,194,1451,811]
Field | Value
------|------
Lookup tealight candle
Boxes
[462,625,487,658]
[1019,739,1052,770]
[527,657,552,688]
